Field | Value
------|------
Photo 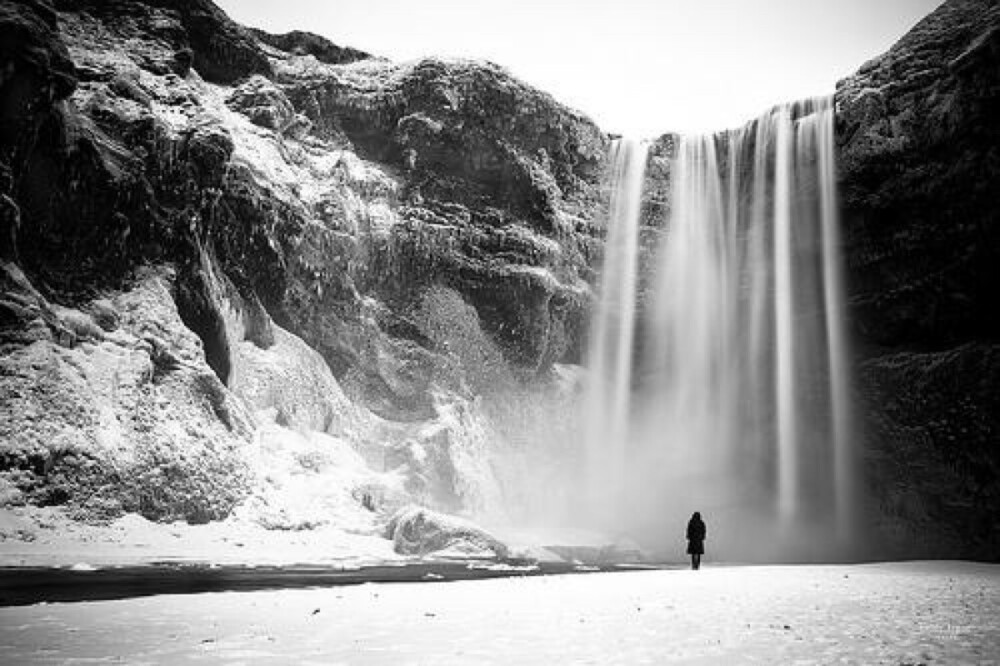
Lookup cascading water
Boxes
[582,138,648,527]
[583,97,855,560]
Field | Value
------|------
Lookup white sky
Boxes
[216,0,941,137]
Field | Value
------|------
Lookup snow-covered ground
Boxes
[1,561,997,664]
[0,508,644,569]
[0,507,398,568]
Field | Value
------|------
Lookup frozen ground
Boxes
[1,561,998,664]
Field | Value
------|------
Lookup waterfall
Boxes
[582,138,647,527]
[583,97,854,559]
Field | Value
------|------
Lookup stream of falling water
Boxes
[583,138,648,526]
[583,98,855,560]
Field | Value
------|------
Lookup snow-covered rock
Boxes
[385,505,509,559]
[233,421,408,533]
[0,264,255,523]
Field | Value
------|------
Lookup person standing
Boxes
[686,511,706,570]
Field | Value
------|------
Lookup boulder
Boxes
[385,505,509,559]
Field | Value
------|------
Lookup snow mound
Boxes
[385,506,509,559]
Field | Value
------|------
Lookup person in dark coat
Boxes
[686,511,706,570]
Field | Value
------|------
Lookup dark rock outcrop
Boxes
[837,0,1000,348]
[51,0,271,82]
[271,55,608,375]
[0,0,77,263]
[836,0,1000,559]
[252,28,371,66]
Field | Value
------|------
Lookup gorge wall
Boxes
[0,0,607,530]
[0,0,996,558]
[836,0,1000,559]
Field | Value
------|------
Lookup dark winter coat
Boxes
[686,515,706,555]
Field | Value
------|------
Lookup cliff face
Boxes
[836,0,1000,558]
[0,0,606,525]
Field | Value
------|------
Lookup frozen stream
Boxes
[1,561,997,664]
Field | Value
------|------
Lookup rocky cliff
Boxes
[836,0,1000,559]
[0,0,606,529]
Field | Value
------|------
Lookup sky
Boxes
[215,0,942,137]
